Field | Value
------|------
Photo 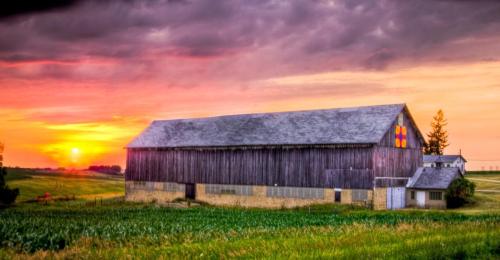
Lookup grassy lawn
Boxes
[0,168,499,258]
[4,168,124,201]
[451,172,500,214]
[467,171,500,175]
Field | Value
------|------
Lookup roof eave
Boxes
[126,142,378,150]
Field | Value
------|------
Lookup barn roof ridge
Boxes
[151,103,407,123]
[128,103,413,148]
[423,155,467,163]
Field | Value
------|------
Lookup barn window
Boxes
[163,182,185,193]
[410,191,415,200]
[134,181,147,190]
[266,187,324,199]
[146,182,155,190]
[351,190,368,202]
[205,184,253,196]
[429,191,443,200]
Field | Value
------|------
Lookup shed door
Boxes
[387,187,406,210]
[416,191,425,207]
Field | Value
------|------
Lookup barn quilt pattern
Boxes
[395,125,407,148]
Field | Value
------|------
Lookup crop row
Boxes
[0,203,499,253]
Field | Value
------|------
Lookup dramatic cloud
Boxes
[1,0,500,168]
[1,0,500,83]
[0,0,79,19]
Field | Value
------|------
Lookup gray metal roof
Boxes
[407,167,462,190]
[127,103,408,148]
[423,155,467,164]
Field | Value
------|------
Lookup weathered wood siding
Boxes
[373,147,422,178]
[126,146,375,189]
[325,169,373,189]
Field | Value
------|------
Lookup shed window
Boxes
[410,191,415,200]
[351,190,368,201]
[266,186,324,199]
[205,184,253,196]
[429,191,443,200]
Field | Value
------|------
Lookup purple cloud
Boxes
[0,0,499,83]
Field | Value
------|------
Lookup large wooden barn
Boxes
[125,103,425,209]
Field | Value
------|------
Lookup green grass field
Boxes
[457,172,500,214]
[1,169,499,259]
[4,168,124,201]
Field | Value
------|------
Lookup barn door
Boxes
[387,187,406,210]
[185,183,196,200]
[334,189,341,203]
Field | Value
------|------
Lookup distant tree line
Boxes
[88,165,122,175]
[0,142,19,206]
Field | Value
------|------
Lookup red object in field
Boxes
[36,192,52,201]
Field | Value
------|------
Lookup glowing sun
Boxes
[70,147,81,163]
[71,147,80,155]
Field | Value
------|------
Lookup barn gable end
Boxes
[377,105,425,149]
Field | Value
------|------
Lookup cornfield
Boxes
[0,202,499,258]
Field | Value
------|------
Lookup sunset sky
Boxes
[1,0,500,170]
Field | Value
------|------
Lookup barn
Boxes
[125,103,425,209]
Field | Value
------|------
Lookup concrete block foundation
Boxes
[125,181,374,209]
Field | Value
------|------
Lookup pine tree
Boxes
[424,110,449,155]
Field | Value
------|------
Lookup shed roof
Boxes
[423,155,467,164]
[127,103,421,148]
[407,167,462,190]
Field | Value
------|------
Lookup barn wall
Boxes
[372,147,423,179]
[123,182,373,208]
[125,181,185,203]
[373,188,387,210]
[126,146,374,189]
[196,184,336,208]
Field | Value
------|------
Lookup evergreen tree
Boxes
[424,110,449,155]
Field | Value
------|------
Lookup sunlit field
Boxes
[4,168,124,202]
[1,169,499,259]
[457,172,500,214]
